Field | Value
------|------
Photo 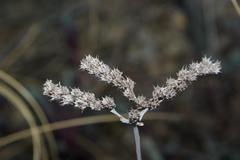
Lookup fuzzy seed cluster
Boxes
[44,55,221,125]
[43,80,115,111]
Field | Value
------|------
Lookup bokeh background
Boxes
[0,0,240,160]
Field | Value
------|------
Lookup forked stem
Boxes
[133,126,142,160]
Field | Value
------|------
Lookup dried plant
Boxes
[43,55,221,160]
[43,80,116,111]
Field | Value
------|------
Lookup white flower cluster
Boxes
[80,55,139,103]
[148,56,221,110]
[43,55,221,126]
[43,80,116,111]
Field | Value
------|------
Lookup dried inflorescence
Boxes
[148,56,221,109]
[43,80,116,111]
[80,55,137,102]
[43,55,221,126]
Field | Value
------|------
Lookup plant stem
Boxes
[133,126,142,160]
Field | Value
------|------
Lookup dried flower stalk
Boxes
[43,80,116,111]
[43,55,221,160]
[80,55,138,102]
[43,55,221,126]
[128,56,221,123]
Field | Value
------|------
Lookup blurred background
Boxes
[0,0,240,159]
